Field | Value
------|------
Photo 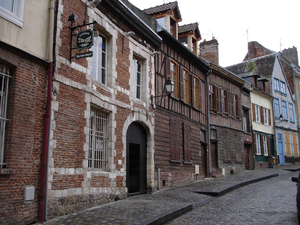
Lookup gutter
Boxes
[206,70,212,177]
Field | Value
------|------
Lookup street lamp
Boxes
[151,78,174,109]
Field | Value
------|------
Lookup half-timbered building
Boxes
[144,2,211,188]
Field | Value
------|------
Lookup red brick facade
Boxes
[0,46,49,224]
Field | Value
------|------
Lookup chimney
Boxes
[199,38,219,65]
[282,47,299,66]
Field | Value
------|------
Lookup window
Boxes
[243,108,250,133]
[289,103,295,122]
[192,38,197,55]
[183,69,189,103]
[263,136,268,156]
[0,0,24,27]
[193,76,199,109]
[92,33,106,84]
[133,57,142,99]
[170,18,177,38]
[274,98,280,118]
[263,108,269,125]
[89,108,109,170]
[255,104,260,123]
[274,78,280,92]
[221,89,227,113]
[170,61,178,98]
[0,64,10,167]
[256,134,261,155]
[280,81,286,94]
[233,94,238,117]
[209,84,216,112]
[281,100,288,120]
[156,17,165,31]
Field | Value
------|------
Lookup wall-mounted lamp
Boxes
[151,78,174,109]
[87,0,101,8]
[124,31,135,37]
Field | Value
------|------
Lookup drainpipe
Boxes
[39,0,56,222]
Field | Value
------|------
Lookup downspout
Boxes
[39,0,56,222]
[206,69,212,177]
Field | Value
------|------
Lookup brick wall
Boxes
[199,38,219,65]
[0,47,48,224]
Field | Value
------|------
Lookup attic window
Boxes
[170,18,177,38]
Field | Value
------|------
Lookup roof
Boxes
[143,1,178,14]
[226,54,276,78]
[178,22,198,33]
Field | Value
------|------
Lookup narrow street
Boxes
[166,171,299,224]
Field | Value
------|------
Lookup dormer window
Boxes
[156,17,165,31]
[170,17,177,38]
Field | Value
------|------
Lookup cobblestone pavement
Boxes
[166,170,298,225]
[41,163,300,225]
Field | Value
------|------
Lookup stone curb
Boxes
[194,173,279,197]
[139,203,193,225]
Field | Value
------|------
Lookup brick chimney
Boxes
[199,38,219,65]
[282,47,299,66]
[244,41,273,61]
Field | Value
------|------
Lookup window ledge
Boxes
[0,168,13,175]
[169,160,181,163]
[223,160,232,163]
[183,161,192,165]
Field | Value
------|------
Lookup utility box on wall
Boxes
[24,186,35,203]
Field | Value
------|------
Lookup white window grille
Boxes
[263,136,268,156]
[0,0,25,27]
[255,105,260,123]
[133,57,142,99]
[264,108,269,125]
[92,33,106,84]
[0,64,10,167]
[88,108,109,170]
[256,134,261,155]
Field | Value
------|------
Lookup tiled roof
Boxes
[178,22,198,34]
[143,1,178,15]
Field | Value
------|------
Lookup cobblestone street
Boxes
[167,171,298,224]
[39,163,300,225]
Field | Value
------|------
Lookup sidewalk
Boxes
[42,163,300,225]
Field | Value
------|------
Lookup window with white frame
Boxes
[133,57,142,99]
[280,81,286,94]
[88,108,109,170]
[0,64,10,168]
[264,108,269,125]
[282,100,288,120]
[255,104,260,123]
[92,33,106,84]
[274,98,280,118]
[263,136,268,156]
[256,134,261,155]
[274,78,280,92]
[289,102,295,122]
[0,0,24,27]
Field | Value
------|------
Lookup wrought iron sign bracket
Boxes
[69,13,96,63]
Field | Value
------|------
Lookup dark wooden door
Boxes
[126,122,147,194]
[201,143,208,177]
[211,142,218,170]
[244,144,249,170]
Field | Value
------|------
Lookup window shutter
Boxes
[253,134,257,155]
[237,95,241,118]
[260,135,264,156]
[165,57,171,78]
[213,85,216,112]
[260,106,264,124]
[267,136,271,156]
[252,103,256,122]
[179,67,184,100]
[216,87,220,113]
[268,109,271,125]
[227,92,232,116]
[170,118,180,160]
[183,123,191,162]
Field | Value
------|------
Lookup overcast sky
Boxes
[128,0,300,67]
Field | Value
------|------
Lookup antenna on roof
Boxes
[280,39,283,51]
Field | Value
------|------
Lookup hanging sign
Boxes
[76,29,93,49]
[75,51,93,59]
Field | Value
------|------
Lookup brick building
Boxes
[0,0,54,224]
[47,0,161,220]
[143,2,212,188]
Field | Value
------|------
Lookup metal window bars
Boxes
[88,109,108,170]
[0,64,10,167]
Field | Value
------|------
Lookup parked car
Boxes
[291,173,300,224]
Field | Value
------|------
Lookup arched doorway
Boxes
[126,122,147,194]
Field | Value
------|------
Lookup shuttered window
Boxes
[193,76,199,109]
[183,123,191,162]
[183,69,189,103]
[285,131,291,157]
[292,132,299,157]
[170,61,178,98]
[209,84,216,112]
[170,118,180,161]
[255,134,261,155]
